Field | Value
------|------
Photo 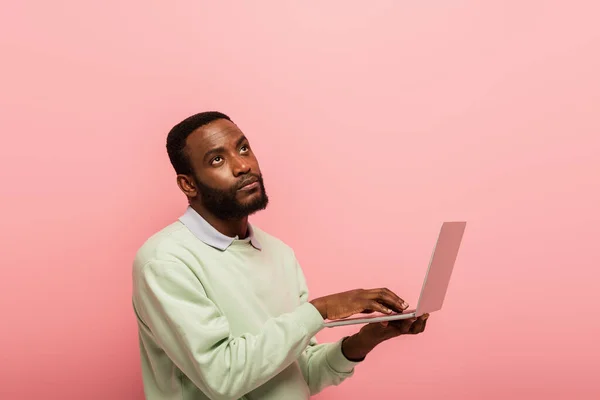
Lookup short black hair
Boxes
[166,111,232,175]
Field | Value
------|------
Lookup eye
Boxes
[240,145,249,153]
[211,156,223,165]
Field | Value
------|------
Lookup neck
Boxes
[189,202,249,239]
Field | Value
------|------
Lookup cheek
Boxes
[213,174,237,190]
[251,158,261,173]
[196,169,233,190]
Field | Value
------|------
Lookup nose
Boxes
[231,155,251,177]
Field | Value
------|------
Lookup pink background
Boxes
[1,1,599,399]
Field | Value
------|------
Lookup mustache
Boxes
[235,174,262,190]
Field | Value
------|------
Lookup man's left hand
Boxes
[341,314,430,361]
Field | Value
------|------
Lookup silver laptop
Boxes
[323,221,466,328]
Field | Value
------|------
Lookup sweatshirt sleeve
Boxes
[293,256,362,395]
[133,259,325,400]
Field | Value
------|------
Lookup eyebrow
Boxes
[203,135,248,162]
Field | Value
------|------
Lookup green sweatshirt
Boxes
[132,207,360,400]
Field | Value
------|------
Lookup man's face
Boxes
[183,119,268,220]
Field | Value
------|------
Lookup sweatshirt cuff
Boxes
[295,302,325,338]
[325,338,362,374]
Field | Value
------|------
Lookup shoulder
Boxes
[132,221,198,273]
[250,224,297,256]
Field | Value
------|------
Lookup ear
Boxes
[176,174,198,199]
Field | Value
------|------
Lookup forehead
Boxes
[185,119,244,157]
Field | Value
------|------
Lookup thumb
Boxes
[380,321,389,327]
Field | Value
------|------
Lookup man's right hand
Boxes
[310,288,409,320]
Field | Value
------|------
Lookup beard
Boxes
[193,173,269,220]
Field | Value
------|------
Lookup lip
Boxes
[238,180,259,191]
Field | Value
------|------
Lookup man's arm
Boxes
[296,335,363,395]
[293,256,362,395]
[133,258,325,400]
[340,314,431,360]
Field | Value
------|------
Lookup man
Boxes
[132,111,429,400]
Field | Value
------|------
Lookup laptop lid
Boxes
[414,221,466,316]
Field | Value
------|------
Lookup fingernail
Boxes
[402,302,409,309]
[385,307,392,313]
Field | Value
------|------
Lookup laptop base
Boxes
[323,309,418,328]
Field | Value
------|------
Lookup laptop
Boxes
[323,221,467,328]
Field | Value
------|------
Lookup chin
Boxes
[241,197,268,214]
[238,189,263,201]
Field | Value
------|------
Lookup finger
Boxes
[368,300,393,314]
[373,288,409,311]
[410,314,429,334]
[368,288,409,312]
[409,320,424,334]
[390,317,416,327]
[421,314,429,331]
[391,318,417,334]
